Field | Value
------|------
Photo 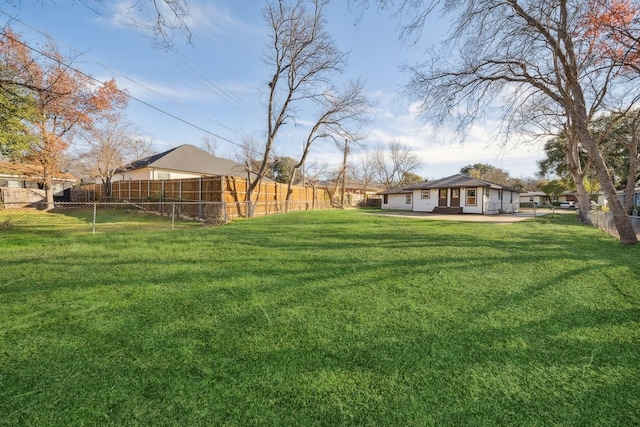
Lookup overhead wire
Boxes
[0,8,247,150]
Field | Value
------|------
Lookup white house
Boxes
[378,187,413,210]
[620,184,640,209]
[519,191,549,206]
[380,174,523,214]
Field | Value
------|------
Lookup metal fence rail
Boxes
[0,200,331,236]
[585,210,640,239]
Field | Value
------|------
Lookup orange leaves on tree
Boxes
[1,26,128,206]
[581,0,640,68]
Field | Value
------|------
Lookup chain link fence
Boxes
[0,199,330,237]
[0,201,224,236]
[584,210,640,239]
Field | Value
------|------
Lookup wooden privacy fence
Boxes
[82,176,330,220]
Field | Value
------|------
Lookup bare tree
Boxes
[2,1,192,47]
[199,136,219,156]
[247,0,347,217]
[350,147,378,197]
[302,159,328,209]
[359,0,639,244]
[284,79,371,210]
[233,133,269,214]
[372,141,421,189]
[74,121,153,195]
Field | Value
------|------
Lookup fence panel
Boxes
[81,176,329,219]
[585,210,640,239]
[0,201,227,236]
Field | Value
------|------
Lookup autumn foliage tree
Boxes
[0,27,127,207]
[582,0,640,69]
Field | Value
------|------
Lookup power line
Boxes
[0,9,247,150]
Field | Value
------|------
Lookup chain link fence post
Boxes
[172,203,176,231]
[92,203,97,235]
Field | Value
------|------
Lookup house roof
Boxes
[378,186,412,195]
[0,161,76,182]
[117,144,248,177]
[379,174,524,194]
[317,179,384,192]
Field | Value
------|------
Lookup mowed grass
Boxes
[0,209,639,426]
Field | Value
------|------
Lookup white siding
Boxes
[502,190,520,213]
[462,187,483,214]
[483,189,520,214]
[381,193,412,210]
[412,189,438,212]
[111,167,204,182]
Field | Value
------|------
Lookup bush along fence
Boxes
[78,176,331,220]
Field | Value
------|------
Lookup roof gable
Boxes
[386,174,523,193]
[118,144,247,177]
[0,161,76,182]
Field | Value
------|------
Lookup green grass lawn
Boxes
[1,209,639,426]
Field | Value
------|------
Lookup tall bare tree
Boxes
[350,147,378,197]
[357,0,639,244]
[284,79,371,210]
[74,121,153,196]
[372,141,421,189]
[247,0,347,217]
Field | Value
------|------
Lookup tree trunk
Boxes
[563,128,590,222]
[574,180,590,222]
[43,168,54,211]
[104,177,112,198]
[285,168,298,213]
[575,124,637,244]
[246,169,254,218]
[623,135,639,213]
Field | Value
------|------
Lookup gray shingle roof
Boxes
[378,186,412,195]
[117,144,247,177]
[380,174,523,194]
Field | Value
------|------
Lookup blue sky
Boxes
[1,0,547,180]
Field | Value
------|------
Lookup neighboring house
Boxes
[112,144,248,182]
[520,191,550,206]
[620,184,640,208]
[318,178,385,207]
[558,191,607,207]
[380,174,523,214]
[558,191,578,204]
[0,161,77,207]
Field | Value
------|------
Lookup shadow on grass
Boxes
[1,210,639,425]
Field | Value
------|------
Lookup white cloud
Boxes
[343,90,546,180]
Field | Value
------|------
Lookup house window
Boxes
[157,172,170,180]
[406,193,412,204]
[529,196,534,202]
[421,189,430,199]
[467,189,477,205]
[383,194,388,204]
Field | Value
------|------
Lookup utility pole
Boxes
[340,139,349,208]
